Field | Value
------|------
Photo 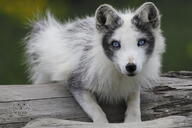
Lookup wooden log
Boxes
[23,116,192,128]
[0,71,191,128]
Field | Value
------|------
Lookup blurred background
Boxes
[0,0,191,84]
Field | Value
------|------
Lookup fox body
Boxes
[25,2,165,123]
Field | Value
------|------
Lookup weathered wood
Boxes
[0,71,191,128]
[23,116,192,128]
[162,71,192,79]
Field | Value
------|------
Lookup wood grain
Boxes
[23,116,192,128]
[0,71,191,128]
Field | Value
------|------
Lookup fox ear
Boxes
[95,4,123,32]
[133,2,160,29]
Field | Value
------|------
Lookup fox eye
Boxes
[137,39,146,47]
[111,41,121,49]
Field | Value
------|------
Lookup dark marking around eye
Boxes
[102,31,114,60]
[145,33,155,55]
[132,16,155,56]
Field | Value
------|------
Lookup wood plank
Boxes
[23,116,192,128]
[0,71,191,128]
[0,83,71,102]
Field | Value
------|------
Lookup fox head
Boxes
[95,2,165,77]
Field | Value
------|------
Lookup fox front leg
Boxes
[70,87,108,123]
[124,90,141,122]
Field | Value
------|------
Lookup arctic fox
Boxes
[25,2,165,123]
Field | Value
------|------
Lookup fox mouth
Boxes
[127,73,136,76]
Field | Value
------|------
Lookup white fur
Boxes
[25,3,165,123]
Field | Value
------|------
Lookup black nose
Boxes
[126,63,136,73]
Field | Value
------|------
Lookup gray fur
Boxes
[133,2,160,29]
[132,2,160,56]
[102,30,117,60]
[95,4,124,60]
[25,2,165,123]
[95,4,123,33]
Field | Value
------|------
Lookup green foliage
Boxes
[0,0,191,84]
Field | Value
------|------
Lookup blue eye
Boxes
[111,41,121,49]
[137,39,146,47]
